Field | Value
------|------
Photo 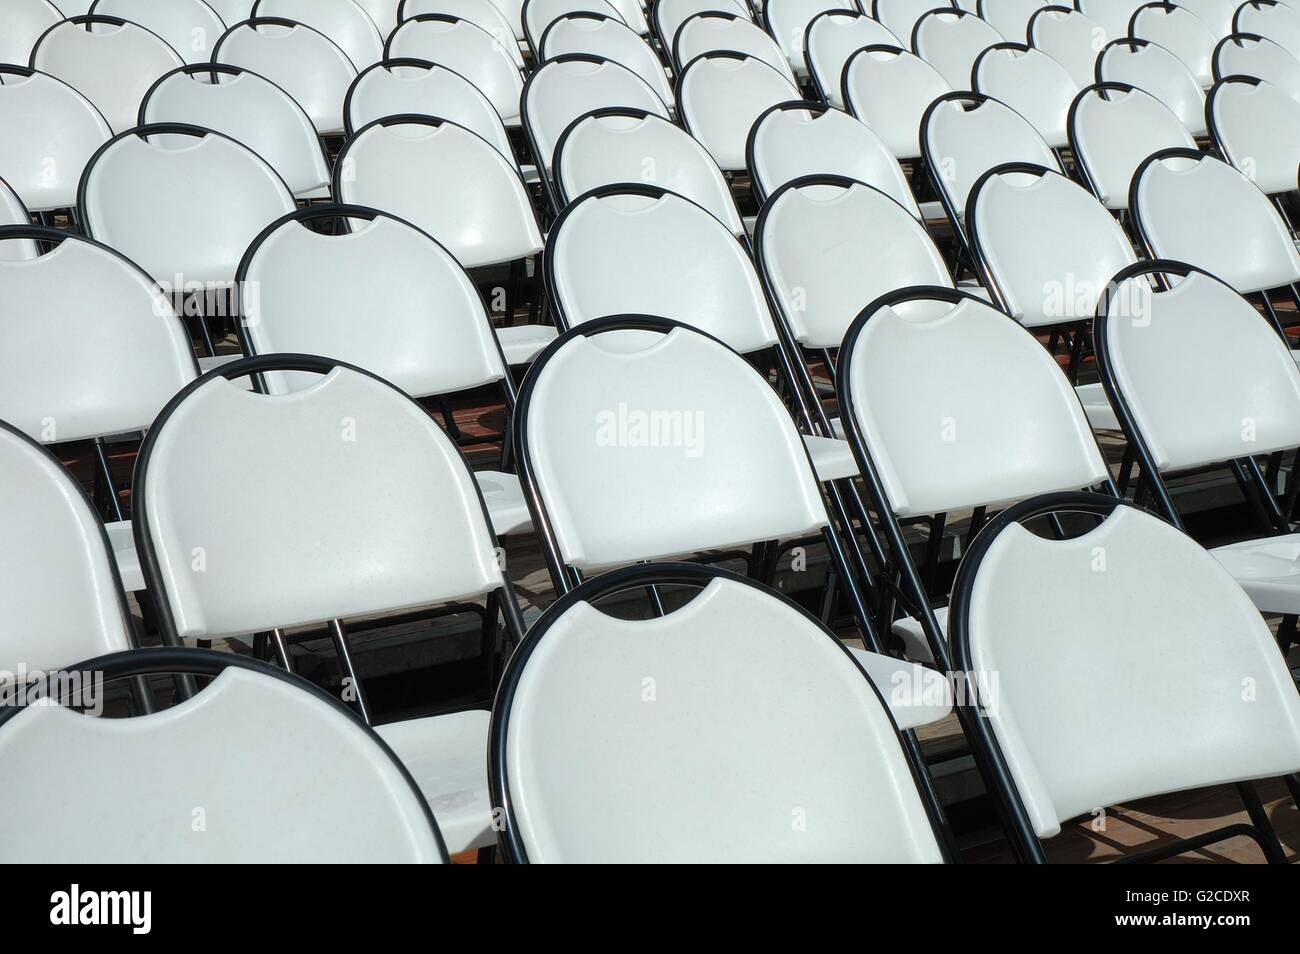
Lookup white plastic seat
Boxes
[912,8,1005,91]
[344,60,517,171]
[872,0,957,48]
[30,16,184,134]
[977,0,1050,43]
[843,45,953,159]
[953,498,1300,849]
[748,103,920,216]
[654,0,750,51]
[1076,0,1144,39]
[921,92,1063,235]
[522,0,625,50]
[140,64,331,199]
[1095,36,1208,133]
[1209,76,1300,193]
[386,15,525,125]
[252,0,385,68]
[80,125,295,289]
[969,165,1137,328]
[554,107,744,234]
[134,359,522,852]
[1213,31,1300,101]
[539,14,674,107]
[1131,150,1300,294]
[761,0,843,78]
[804,10,902,106]
[492,565,949,862]
[335,117,546,273]
[1068,82,1197,209]
[237,207,532,535]
[0,68,111,213]
[1028,6,1108,90]
[677,53,800,172]
[1180,0,1238,37]
[0,656,451,862]
[0,421,136,672]
[671,11,795,80]
[1235,0,1300,61]
[972,42,1079,147]
[400,2,525,65]
[1130,1,1217,86]
[214,18,358,135]
[0,0,64,67]
[838,291,1112,660]
[90,0,228,63]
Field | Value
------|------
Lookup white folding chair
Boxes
[1130,0,1217,86]
[399,1,525,65]
[843,45,953,160]
[385,14,525,125]
[1076,0,1144,39]
[1235,0,1300,61]
[804,9,902,106]
[972,42,1079,146]
[1214,30,1300,100]
[872,0,957,47]
[1095,35,1207,133]
[1027,5,1108,90]
[949,492,1300,863]
[140,64,331,200]
[213,17,358,135]
[491,561,949,863]
[911,8,1005,90]
[671,10,795,79]
[1181,0,1238,37]
[251,0,385,68]
[1068,81,1197,209]
[0,0,64,67]
[30,15,184,133]
[654,0,751,51]
[553,107,745,234]
[677,52,800,173]
[522,0,627,51]
[760,0,842,79]
[538,13,674,108]
[1208,75,1300,195]
[89,0,228,64]
[977,0,1051,42]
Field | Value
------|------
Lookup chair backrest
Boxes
[1027,5,1107,90]
[0,183,35,261]
[523,0,624,50]
[364,0,404,35]
[843,45,952,159]
[80,124,296,288]
[1130,1,1216,86]
[747,102,919,213]
[1068,81,1196,209]
[1179,0,1237,37]
[136,358,506,638]
[546,187,780,354]
[969,163,1137,326]
[238,206,508,398]
[90,0,228,64]
[978,0,1051,42]
[493,563,946,863]
[1131,148,1300,293]
[209,0,256,23]
[554,107,744,234]
[0,654,449,862]
[952,496,1300,840]
[911,8,1005,90]
[0,420,134,674]
[672,11,795,79]
[1234,0,1300,61]
[252,0,385,68]
[1095,36,1207,133]
[335,117,543,268]
[761,0,842,76]
[140,64,330,199]
[213,18,358,135]
[518,321,828,570]
[400,1,524,65]
[385,14,524,124]
[344,59,514,164]
[804,10,902,106]
[872,0,956,46]
[0,228,197,443]
[921,92,1063,230]
[30,16,184,134]
[0,0,63,69]
[1214,31,1300,100]
[655,0,751,52]
[540,15,674,107]
[0,67,112,213]
[1075,0,1143,38]
[972,42,1079,146]
[1208,75,1300,193]
[838,289,1110,517]
[523,55,670,185]
[677,52,801,171]
[756,176,952,350]
[1098,264,1300,470]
